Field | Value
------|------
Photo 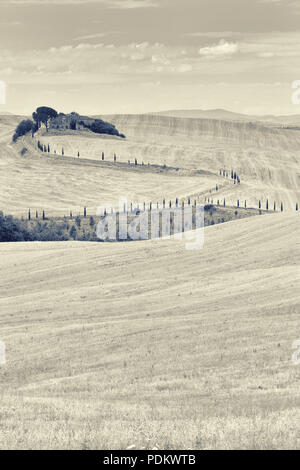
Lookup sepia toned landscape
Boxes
[0,0,300,452]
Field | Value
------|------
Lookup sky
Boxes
[0,0,300,115]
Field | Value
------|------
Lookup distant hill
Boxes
[150,109,300,127]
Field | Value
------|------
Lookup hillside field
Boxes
[1,113,300,215]
[0,212,299,449]
[0,112,299,450]
[37,114,300,212]
[0,116,224,217]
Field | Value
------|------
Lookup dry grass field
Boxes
[1,0,300,453]
[0,113,299,449]
[38,114,300,211]
[0,212,299,449]
[1,114,300,216]
[0,116,225,217]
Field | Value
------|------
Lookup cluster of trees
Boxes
[32,106,58,131]
[219,169,240,184]
[0,211,99,242]
[13,106,58,142]
[258,199,285,211]
[37,141,51,153]
[231,170,240,184]
[12,119,37,142]
[0,211,70,241]
[0,211,32,241]
[80,118,125,138]
[13,106,126,147]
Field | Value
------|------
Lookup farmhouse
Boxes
[49,111,125,138]
[49,112,94,130]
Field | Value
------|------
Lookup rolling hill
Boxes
[150,108,300,127]
[37,113,300,211]
[0,111,300,449]
[0,115,220,217]
[0,111,299,215]
[0,212,299,449]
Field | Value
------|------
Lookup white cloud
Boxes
[198,40,239,58]
[73,32,121,42]
[186,31,242,39]
[239,31,300,57]
[0,42,193,83]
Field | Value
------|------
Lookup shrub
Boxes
[13,120,34,142]
[0,212,31,241]
[20,147,28,156]
[82,119,125,138]
[69,225,77,239]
